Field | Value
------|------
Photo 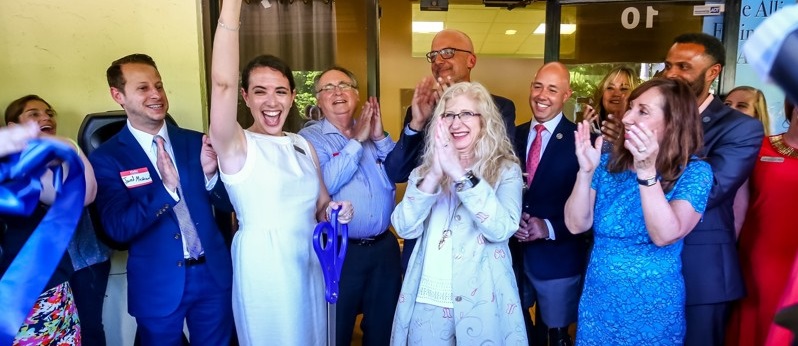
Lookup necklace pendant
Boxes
[438,229,452,250]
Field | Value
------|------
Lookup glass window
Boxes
[559,2,724,64]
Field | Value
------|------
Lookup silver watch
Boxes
[455,170,479,191]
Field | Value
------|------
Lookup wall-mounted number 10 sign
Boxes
[621,6,660,29]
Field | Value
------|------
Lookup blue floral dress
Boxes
[576,154,712,345]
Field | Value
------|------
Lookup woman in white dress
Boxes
[209,0,353,344]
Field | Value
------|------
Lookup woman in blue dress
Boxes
[564,78,713,345]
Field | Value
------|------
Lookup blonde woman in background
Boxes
[724,86,771,136]
[728,86,771,234]
[583,66,642,145]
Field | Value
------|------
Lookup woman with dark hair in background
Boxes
[565,79,713,345]
[727,98,798,346]
[3,95,99,344]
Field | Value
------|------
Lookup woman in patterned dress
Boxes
[3,95,97,345]
[565,78,713,345]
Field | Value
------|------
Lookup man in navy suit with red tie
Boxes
[90,54,233,345]
[513,62,589,346]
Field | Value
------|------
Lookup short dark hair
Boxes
[241,55,296,92]
[106,54,159,92]
[787,98,796,123]
[5,94,53,125]
[313,66,359,93]
[673,33,726,67]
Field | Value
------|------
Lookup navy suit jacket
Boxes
[89,123,233,318]
[384,94,516,183]
[513,118,589,280]
[681,97,764,305]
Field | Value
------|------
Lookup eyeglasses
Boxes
[425,47,473,63]
[317,82,356,94]
[441,111,481,123]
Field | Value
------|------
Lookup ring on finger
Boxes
[637,146,647,153]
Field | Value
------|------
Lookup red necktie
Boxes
[526,124,546,186]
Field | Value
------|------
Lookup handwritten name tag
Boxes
[761,156,785,163]
[120,168,153,188]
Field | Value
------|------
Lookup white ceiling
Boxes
[411,2,549,58]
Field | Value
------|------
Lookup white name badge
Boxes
[120,168,153,188]
[761,156,785,163]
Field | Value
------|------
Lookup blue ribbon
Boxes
[312,208,348,304]
[0,139,86,345]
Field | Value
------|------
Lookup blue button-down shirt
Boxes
[299,119,396,239]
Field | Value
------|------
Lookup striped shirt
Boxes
[299,119,397,238]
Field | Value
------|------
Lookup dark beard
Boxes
[685,75,707,98]
[685,67,711,98]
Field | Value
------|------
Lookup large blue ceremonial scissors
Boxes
[312,207,348,346]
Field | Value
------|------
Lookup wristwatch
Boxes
[455,170,480,191]
[636,175,660,187]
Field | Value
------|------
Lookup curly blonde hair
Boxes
[416,82,519,192]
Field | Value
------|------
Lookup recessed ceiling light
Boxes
[533,24,577,35]
[505,29,517,35]
[412,21,444,33]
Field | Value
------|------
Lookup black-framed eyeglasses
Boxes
[425,47,473,63]
[317,82,356,94]
[441,111,481,122]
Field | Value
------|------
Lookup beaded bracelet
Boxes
[218,20,241,32]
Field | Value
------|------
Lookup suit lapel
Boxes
[532,119,575,185]
[117,126,163,185]
[700,97,727,130]
[516,122,532,169]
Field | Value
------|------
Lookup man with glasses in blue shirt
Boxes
[383,28,517,272]
[298,66,401,346]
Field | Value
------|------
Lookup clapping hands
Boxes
[574,120,603,174]
[409,76,454,132]
[353,96,385,143]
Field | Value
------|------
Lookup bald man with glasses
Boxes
[384,29,516,186]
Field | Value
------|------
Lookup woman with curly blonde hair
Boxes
[390,82,527,345]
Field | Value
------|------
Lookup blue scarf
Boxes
[0,139,86,344]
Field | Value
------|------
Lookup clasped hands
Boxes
[514,213,549,242]
[417,119,467,193]
[352,96,386,143]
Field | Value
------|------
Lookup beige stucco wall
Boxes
[0,0,208,139]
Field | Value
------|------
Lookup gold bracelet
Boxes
[218,20,241,32]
